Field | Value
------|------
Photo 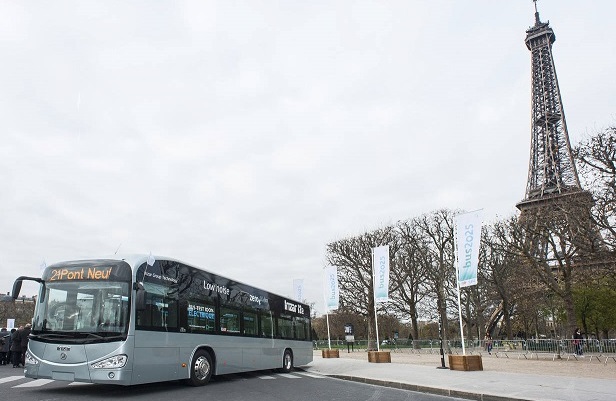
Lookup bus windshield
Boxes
[32,281,130,340]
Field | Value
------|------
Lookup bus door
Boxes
[133,284,179,383]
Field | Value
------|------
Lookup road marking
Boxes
[4,372,321,389]
[13,379,55,388]
[0,376,25,384]
[295,372,324,379]
[277,373,301,379]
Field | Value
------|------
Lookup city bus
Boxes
[11,255,313,386]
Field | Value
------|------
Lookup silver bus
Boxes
[11,255,313,386]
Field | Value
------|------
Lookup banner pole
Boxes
[326,310,332,350]
[374,302,380,351]
[323,266,339,351]
[454,216,466,355]
[456,279,466,355]
[372,248,381,352]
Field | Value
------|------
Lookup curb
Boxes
[326,374,533,401]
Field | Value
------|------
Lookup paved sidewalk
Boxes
[304,350,616,401]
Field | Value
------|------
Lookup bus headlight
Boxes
[91,355,127,369]
[25,351,39,365]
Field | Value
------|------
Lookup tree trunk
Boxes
[563,285,577,337]
[410,305,420,348]
[437,287,450,353]
[367,298,377,351]
[502,299,513,339]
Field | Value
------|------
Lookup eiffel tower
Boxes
[516,1,593,227]
[484,2,602,339]
[486,0,602,333]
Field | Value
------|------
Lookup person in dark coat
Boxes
[20,324,31,367]
[7,328,16,365]
[573,328,584,356]
[484,333,493,355]
[0,327,9,365]
[10,326,23,368]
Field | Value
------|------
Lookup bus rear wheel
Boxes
[281,349,293,373]
[188,350,213,386]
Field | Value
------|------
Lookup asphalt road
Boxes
[0,366,466,401]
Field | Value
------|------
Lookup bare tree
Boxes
[390,220,430,345]
[574,125,616,256]
[312,311,369,341]
[325,226,398,350]
[484,217,529,339]
[399,210,456,349]
[505,201,587,336]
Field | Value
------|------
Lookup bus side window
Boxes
[137,281,179,330]
[277,316,293,339]
[184,300,216,333]
[260,313,273,338]
[242,311,257,336]
[294,317,308,340]
[220,307,240,333]
[137,300,163,328]
[166,301,178,329]
[149,304,162,327]
[137,305,152,326]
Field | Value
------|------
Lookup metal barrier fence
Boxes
[314,338,616,364]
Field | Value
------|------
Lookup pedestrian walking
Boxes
[10,326,23,368]
[0,327,9,365]
[20,323,31,367]
[573,328,584,356]
[485,333,493,355]
[7,328,16,365]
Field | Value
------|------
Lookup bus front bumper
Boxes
[26,363,133,385]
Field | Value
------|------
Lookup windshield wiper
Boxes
[101,335,125,341]
[33,333,72,339]
[80,334,125,343]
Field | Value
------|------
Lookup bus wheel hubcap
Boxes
[195,356,210,380]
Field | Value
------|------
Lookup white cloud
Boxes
[1,0,615,314]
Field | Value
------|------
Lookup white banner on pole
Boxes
[293,279,304,302]
[373,245,390,303]
[323,266,339,311]
[7,318,15,329]
[455,210,482,288]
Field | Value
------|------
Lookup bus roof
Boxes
[47,254,310,308]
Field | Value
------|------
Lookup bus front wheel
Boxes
[189,350,213,386]
[281,349,293,373]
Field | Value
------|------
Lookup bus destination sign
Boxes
[48,266,114,281]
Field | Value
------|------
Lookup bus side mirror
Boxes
[135,282,146,311]
[12,279,23,299]
[12,277,45,302]
[39,282,46,303]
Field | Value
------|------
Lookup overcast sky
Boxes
[1,0,614,315]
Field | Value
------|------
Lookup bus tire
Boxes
[188,350,213,386]
[281,349,293,373]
